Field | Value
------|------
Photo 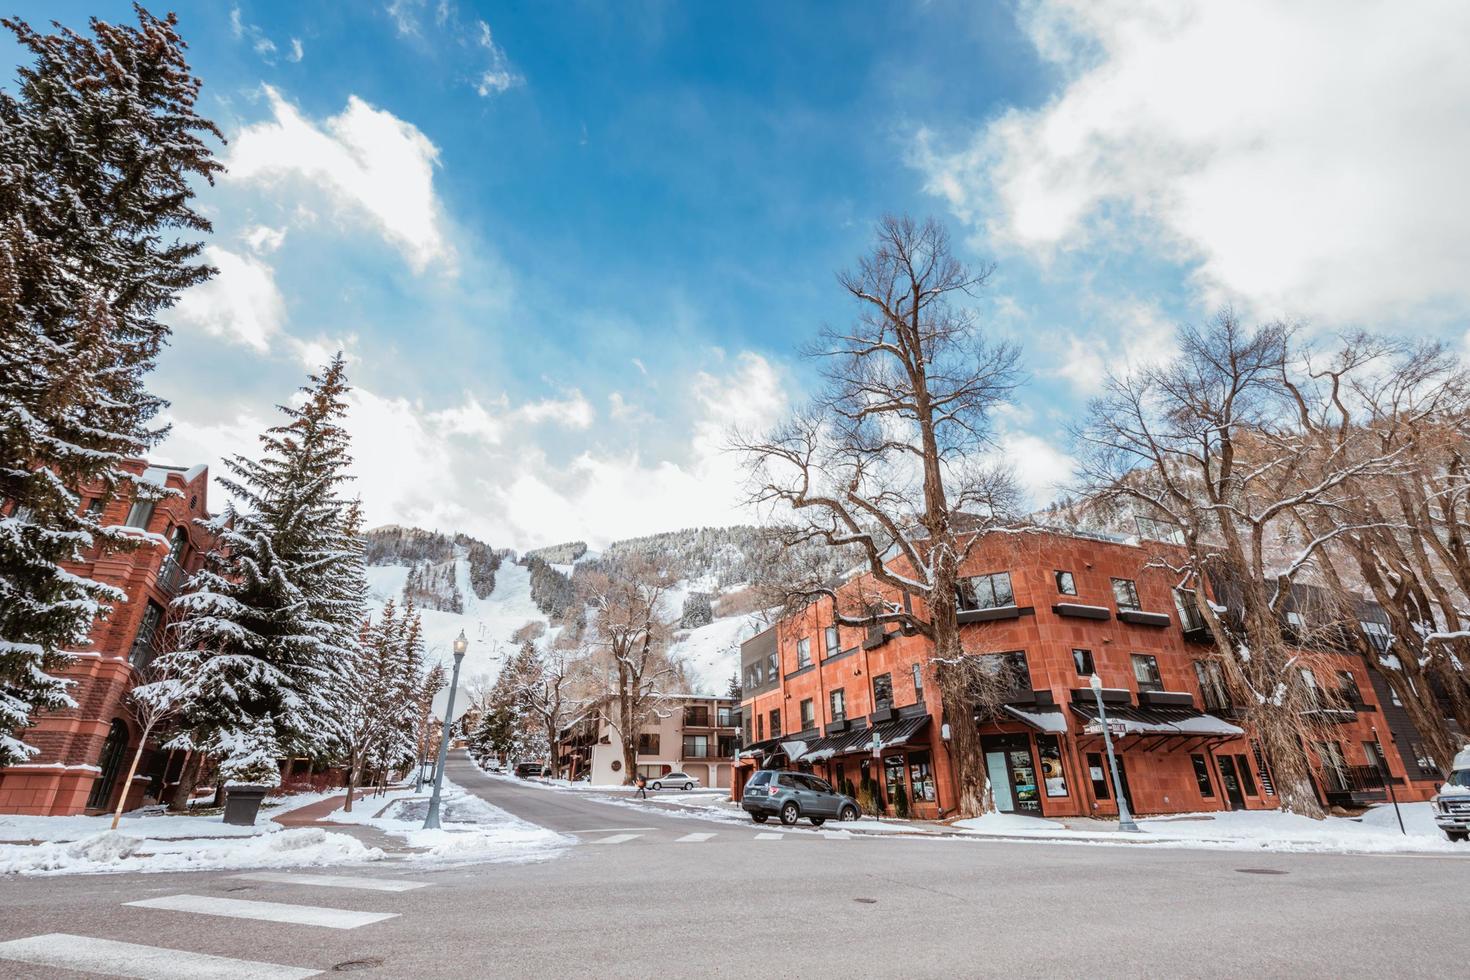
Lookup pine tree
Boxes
[163,356,359,772]
[0,8,221,765]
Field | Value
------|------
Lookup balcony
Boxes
[1117,608,1172,628]
[155,556,186,595]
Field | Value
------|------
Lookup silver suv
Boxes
[741,770,861,826]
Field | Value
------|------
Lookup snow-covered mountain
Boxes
[361,524,853,719]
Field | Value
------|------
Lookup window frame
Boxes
[1072,648,1094,676]
[957,571,1016,611]
[799,698,815,731]
[1055,570,1077,596]
[1111,578,1141,612]
[1131,653,1163,693]
[769,708,781,739]
[795,637,812,670]
[912,662,924,697]
[824,625,840,656]
[829,687,846,722]
[872,672,894,711]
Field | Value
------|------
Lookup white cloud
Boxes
[917,0,1470,325]
[288,38,304,63]
[996,432,1076,504]
[243,225,286,254]
[324,352,786,549]
[473,21,523,97]
[1050,300,1176,394]
[169,245,284,351]
[226,86,452,274]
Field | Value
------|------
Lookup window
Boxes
[1300,667,1320,706]
[1038,735,1068,797]
[682,735,709,758]
[636,733,660,755]
[1234,755,1258,796]
[795,637,812,669]
[1175,588,1207,631]
[129,600,165,668]
[124,498,155,530]
[1055,570,1077,596]
[824,625,839,655]
[744,717,753,745]
[757,715,764,740]
[1131,654,1163,693]
[883,753,907,805]
[1111,578,1140,611]
[718,734,737,757]
[872,673,893,710]
[85,498,105,517]
[1072,649,1094,676]
[912,662,924,697]
[717,706,734,727]
[1409,741,1437,774]
[767,651,779,679]
[978,651,1031,696]
[1135,515,1184,544]
[684,705,710,727]
[769,709,781,739]
[1086,752,1109,800]
[1360,620,1392,654]
[1194,659,1229,711]
[1252,741,1275,795]
[1336,671,1360,706]
[800,698,815,731]
[829,688,846,722]
[957,571,1015,611]
[1191,755,1215,798]
[908,751,936,802]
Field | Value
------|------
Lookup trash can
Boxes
[222,785,270,826]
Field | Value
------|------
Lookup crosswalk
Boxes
[577,828,860,845]
[0,871,427,978]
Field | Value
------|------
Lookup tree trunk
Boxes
[930,583,989,818]
[168,752,200,812]
[343,755,360,813]
[110,741,147,830]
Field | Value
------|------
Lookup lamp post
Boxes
[423,630,469,830]
[1090,674,1140,833]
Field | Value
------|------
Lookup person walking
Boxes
[635,772,648,800]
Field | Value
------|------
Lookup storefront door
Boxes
[982,736,1042,814]
[1216,754,1247,810]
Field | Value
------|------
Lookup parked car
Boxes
[649,772,699,791]
[1432,746,1470,842]
[514,762,545,778]
[741,769,861,826]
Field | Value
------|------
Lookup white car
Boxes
[1432,746,1470,842]
[649,772,698,791]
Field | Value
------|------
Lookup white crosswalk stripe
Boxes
[231,871,429,892]
[0,933,320,979]
[675,833,716,842]
[126,894,398,929]
[590,833,642,844]
[754,832,784,840]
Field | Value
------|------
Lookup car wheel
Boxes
[780,802,800,826]
[1448,830,1468,843]
[683,782,692,791]
[810,817,826,827]
[651,782,661,791]
[839,805,859,822]
[751,813,769,824]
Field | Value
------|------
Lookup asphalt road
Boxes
[1,753,1463,978]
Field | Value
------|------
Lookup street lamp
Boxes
[423,630,469,830]
[1090,673,1141,833]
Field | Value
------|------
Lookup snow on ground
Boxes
[322,778,572,863]
[0,826,381,877]
[667,610,765,695]
[0,811,272,843]
[367,556,555,721]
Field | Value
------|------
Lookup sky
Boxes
[5,1,1468,551]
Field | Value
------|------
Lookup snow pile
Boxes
[953,812,1066,834]
[325,779,571,863]
[0,827,382,877]
[0,810,277,843]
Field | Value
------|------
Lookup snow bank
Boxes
[952,812,1066,834]
[0,810,276,843]
[323,778,572,864]
[1,827,382,877]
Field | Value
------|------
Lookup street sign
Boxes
[1108,721,1127,740]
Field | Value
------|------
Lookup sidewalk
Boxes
[273,790,414,853]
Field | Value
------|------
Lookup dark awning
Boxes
[1003,704,1069,734]
[1070,702,1242,750]
[736,737,783,760]
[794,715,931,762]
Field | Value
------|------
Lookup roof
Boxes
[1070,702,1243,738]
[790,714,931,763]
[1002,704,1069,734]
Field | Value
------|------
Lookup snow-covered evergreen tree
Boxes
[164,356,359,771]
[217,714,283,788]
[0,8,221,765]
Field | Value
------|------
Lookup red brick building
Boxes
[0,460,215,816]
[734,528,1439,820]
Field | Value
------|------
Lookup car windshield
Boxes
[748,771,771,786]
[1448,769,1470,788]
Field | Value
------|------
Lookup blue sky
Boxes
[6,1,1467,549]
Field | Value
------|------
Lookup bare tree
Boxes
[580,559,683,784]
[733,215,1024,816]
[511,640,592,781]
[1076,312,1410,817]
[114,661,198,829]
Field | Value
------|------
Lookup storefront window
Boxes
[1037,735,1068,797]
[884,753,906,806]
[1191,754,1214,798]
[908,751,936,802]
